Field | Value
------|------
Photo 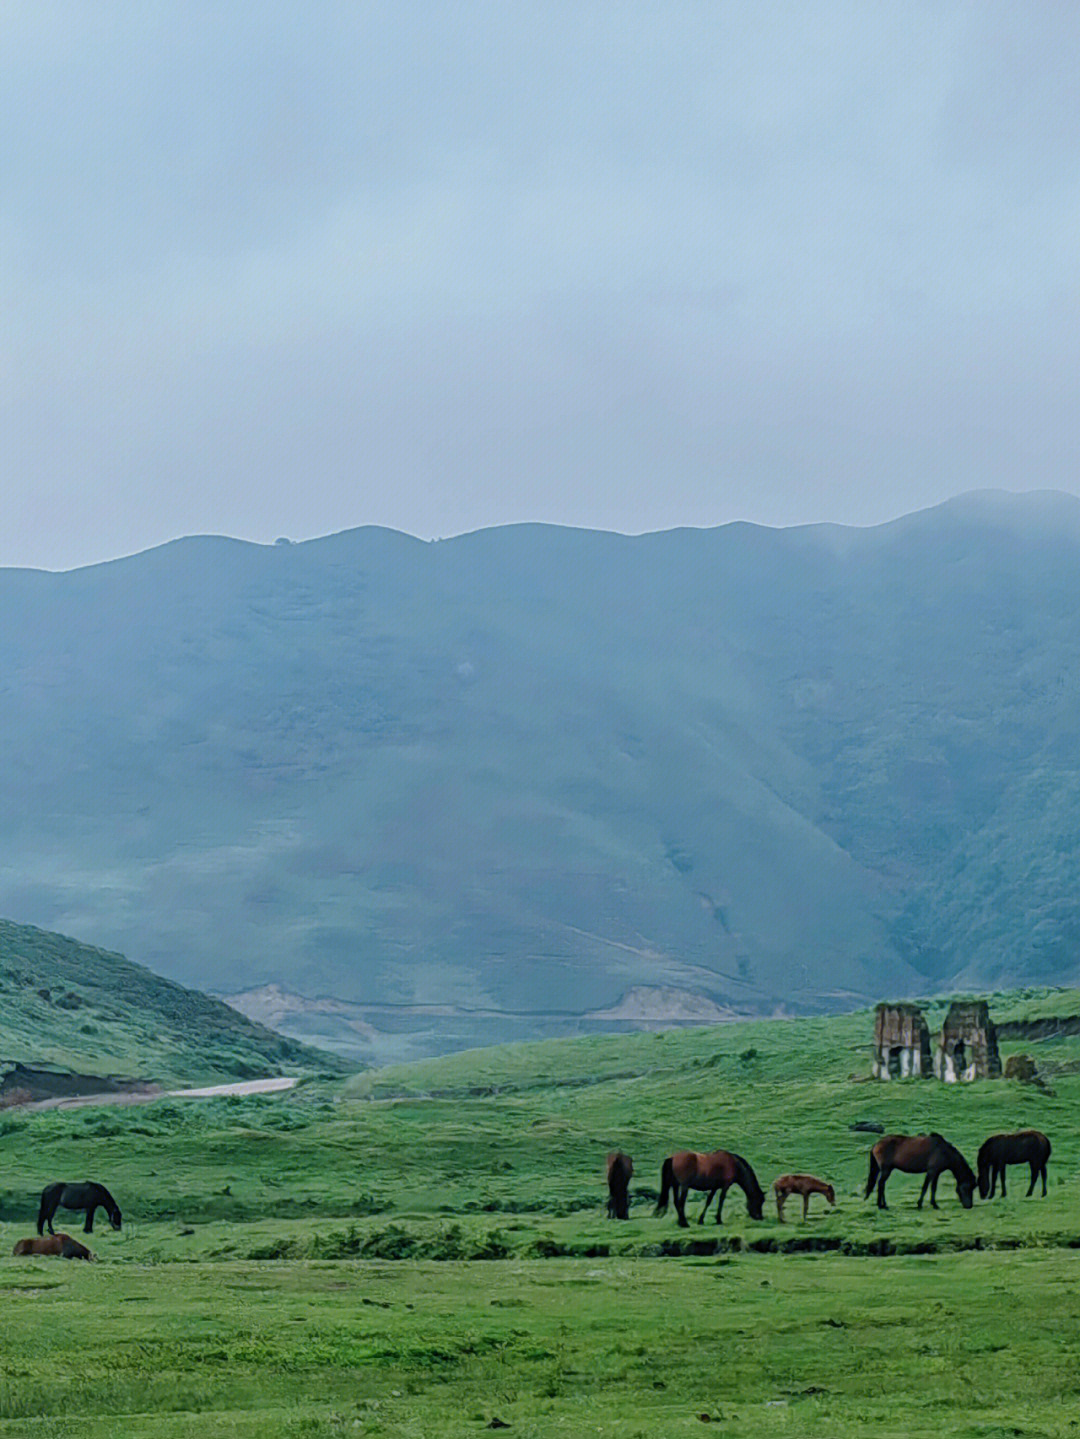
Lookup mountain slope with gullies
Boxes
[3,490,1080,1058]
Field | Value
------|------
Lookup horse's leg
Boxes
[1027,1163,1037,1197]
[674,1184,689,1229]
[37,1196,53,1237]
[803,1193,810,1221]
[776,1192,786,1222]
[999,1167,1007,1199]
[1041,1163,1048,1197]
[929,1171,940,1209]
[876,1165,890,1209]
[917,1174,931,1210]
[715,1185,727,1224]
[698,1190,715,1224]
[84,1205,95,1234]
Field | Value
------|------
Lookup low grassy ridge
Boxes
[0,918,347,1090]
[1,992,1078,1435]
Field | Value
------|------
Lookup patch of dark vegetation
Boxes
[458,1194,600,1218]
[231,1228,1080,1264]
[367,1068,652,1102]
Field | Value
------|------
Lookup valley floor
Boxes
[0,998,1076,1436]
[2,1248,1078,1437]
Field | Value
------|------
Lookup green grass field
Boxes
[1,997,1078,1436]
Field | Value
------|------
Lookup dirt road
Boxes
[20,1075,299,1113]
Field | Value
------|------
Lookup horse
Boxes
[13,1233,94,1260]
[864,1133,976,1210]
[977,1130,1051,1200]
[773,1173,835,1221]
[606,1151,633,1219]
[655,1150,765,1227]
[38,1181,122,1235]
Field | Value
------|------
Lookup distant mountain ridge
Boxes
[3,489,1080,1058]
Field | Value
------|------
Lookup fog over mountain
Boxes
[4,490,1079,1059]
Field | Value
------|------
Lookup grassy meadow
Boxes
[1,995,1078,1435]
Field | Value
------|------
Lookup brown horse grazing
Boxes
[773,1173,836,1221]
[977,1130,1051,1200]
[606,1151,633,1219]
[656,1150,765,1227]
[865,1133,976,1210]
[12,1233,94,1260]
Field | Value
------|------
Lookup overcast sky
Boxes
[4,2,1080,570]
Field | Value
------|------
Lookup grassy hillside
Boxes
[0,918,346,1090]
[4,489,1080,1055]
[0,992,1078,1435]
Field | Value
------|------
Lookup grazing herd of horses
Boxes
[607,1129,1052,1225]
[5,1131,1053,1263]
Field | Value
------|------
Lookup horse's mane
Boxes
[731,1152,764,1201]
[931,1134,975,1181]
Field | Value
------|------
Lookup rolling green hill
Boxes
[2,489,1080,1058]
[0,918,344,1091]
[1,988,1078,1436]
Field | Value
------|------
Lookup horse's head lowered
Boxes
[952,1152,977,1209]
[735,1157,766,1220]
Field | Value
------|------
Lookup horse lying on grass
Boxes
[773,1173,835,1221]
[13,1233,94,1260]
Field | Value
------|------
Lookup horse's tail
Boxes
[655,1156,674,1215]
[864,1151,880,1200]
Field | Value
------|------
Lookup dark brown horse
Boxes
[38,1180,122,1235]
[977,1130,1051,1199]
[773,1173,835,1221]
[13,1233,94,1260]
[606,1151,633,1219]
[865,1133,976,1210]
[656,1150,765,1226]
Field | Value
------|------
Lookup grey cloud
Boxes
[4,3,1080,567]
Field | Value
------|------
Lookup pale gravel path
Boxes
[19,1075,299,1113]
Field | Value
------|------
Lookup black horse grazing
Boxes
[978,1130,1051,1200]
[656,1150,765,1227]
[38,1181,122,1236]
[864,1133,976,1210]
[606,1151,633,1219]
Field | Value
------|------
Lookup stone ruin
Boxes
[933,999,1002,1082]
[872,998,1003,1081]
[872,1002,933,1080]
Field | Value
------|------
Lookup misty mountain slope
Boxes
[2,491,1078,1055]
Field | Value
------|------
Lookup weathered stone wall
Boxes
[872,1002,932,1079]
[933,1000,1002,1081]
